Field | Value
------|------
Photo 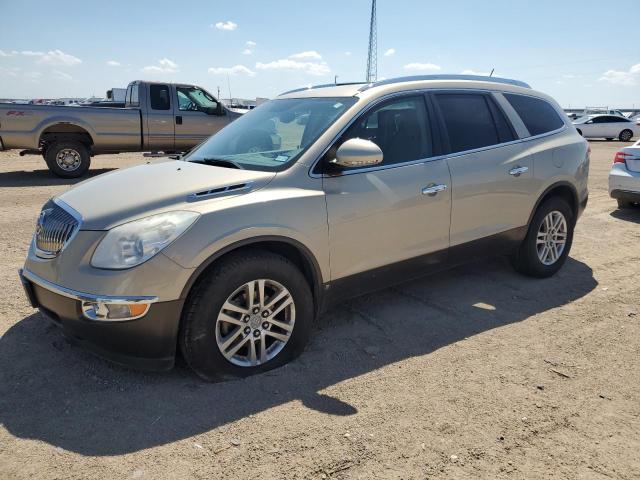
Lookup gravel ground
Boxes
[0,143,639,479]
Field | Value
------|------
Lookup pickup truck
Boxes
[0,81,242,177]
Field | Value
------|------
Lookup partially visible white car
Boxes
[609,139,640,208]
[573,114,640,141]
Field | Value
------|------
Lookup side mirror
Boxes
[216,102,225,116]
[332,138,383,168]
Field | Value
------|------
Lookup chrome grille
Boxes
[34,202,80,258]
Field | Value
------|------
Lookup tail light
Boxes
[614,151,630,164]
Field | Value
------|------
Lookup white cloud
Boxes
[208,65,255,76]
[461,69,490,76]
[599,63,640,86]
[0,50,9,57]
[214,20,237,31]
[242,49,253,55]
[21,50,44,57]
[383,48,396,57]
[39,49,81,66]
[344,51,352,56]
[142,58,179,74]
[52,70,72,81]
[106,60,121,67]
[256,58,330,76]
[290,50,322,60]
[246,41,256,48]
[403,62,442,72]
[24,71,42,81]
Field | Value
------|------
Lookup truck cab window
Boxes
[129,83,139,107]
[150,84,170,110]
[176,86,220,115]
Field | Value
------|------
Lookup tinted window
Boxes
[340,96,433,166]
[150,84,170,110]
[436,93,500,153]
[606,116,629,123]
[487,98,516,143]
[504,93,564,136]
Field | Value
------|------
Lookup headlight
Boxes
[91,211,199,269]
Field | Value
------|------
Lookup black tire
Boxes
[619,129,633,142]
[512,197,574,278]
[179,250,314,381]
[617,198,635,209]
[44,141,90,178]
[606,138,614,141]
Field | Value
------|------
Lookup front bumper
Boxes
[20,268,183,371]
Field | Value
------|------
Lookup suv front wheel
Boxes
[512,197,574,278]
[179,250,313,381]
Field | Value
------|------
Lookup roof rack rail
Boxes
[358,74,531,91]
[279,82,365,96]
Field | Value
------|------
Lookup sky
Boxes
[0,0,639,108]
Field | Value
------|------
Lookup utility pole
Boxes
[365,0,377,83]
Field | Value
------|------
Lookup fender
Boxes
[178,235,325,308]
[526,180,579,227]
[35,116,97,146]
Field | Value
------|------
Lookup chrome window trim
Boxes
[20,268,159,305]
[308,87,568,178]
[33,197,83,259]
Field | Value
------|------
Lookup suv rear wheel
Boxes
[179,250,313,381]
[512,197,574,278]
[44,140,91,178]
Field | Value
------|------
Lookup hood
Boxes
[58,160,275,230]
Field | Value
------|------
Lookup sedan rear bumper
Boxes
[19,268,183,371]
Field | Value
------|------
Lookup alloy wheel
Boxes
[536,210,567,265]
[215,279,295,367]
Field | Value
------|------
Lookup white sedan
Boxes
[573,114,640,142]
[609,139,640,208]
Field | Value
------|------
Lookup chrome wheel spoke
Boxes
[222,300,249,315]
[218,312,244,327]
[265,330,289,343]
[270,296,293,318]
[225,335,250,358]
[249,339,258,365]
[267,317,294,332]
[220,327,244,352]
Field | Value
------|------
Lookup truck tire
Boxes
[45,141,90,178]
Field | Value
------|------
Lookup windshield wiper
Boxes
[193,158,243,169]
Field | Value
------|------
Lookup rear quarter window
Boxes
[504,93,564,136]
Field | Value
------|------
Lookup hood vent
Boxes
[187,182,253,202]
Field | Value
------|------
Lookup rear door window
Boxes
[503,93,564,136]
[435,93,501,153]
[149,84,171,110]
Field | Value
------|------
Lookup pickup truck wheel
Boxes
[45,141,90,178]
[179,250,313,381]
[512,197,574,278]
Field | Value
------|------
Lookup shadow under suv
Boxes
[19,75,589,380]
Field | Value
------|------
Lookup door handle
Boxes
[421,184,448,196]
[175,115,183,125]
[509,166,528,177]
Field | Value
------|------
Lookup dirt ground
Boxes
[0,143,638,480]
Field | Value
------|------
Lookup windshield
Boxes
[185,97,357,171]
